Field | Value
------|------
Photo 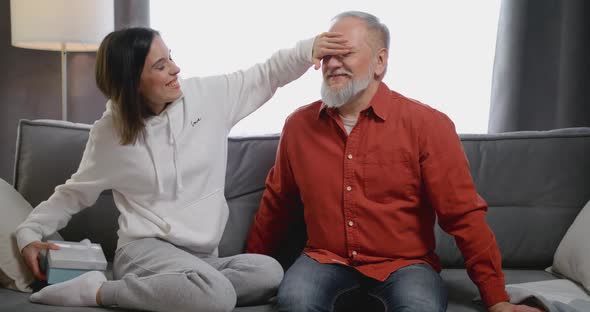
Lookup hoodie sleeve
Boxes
[16,123,114,252]
[220,37,314,130]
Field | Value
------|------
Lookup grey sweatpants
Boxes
[99,238,283,312]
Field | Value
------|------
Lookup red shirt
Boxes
[246,82,509,307]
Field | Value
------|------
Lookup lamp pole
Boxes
[61,43,67,121]
[9,0,114,122]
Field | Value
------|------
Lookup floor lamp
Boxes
[10,0,114,121]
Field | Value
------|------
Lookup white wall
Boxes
[151,0,500,135]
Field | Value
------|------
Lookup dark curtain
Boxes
[488,0,590,133]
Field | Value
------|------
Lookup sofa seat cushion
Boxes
[0,287,274,312]
[0,268,558,312]
[0,262,274,312]
[506,279,590,309]
[442,268,559,312]
[0,287,113,312]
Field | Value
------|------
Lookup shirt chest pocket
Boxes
[362,149,415,203]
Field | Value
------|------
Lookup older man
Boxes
[247,11,543,312]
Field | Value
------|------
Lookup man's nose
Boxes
[324,55,343,68]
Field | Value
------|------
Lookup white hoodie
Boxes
[16,38,314,255]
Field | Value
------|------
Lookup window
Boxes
[151,0,500,135]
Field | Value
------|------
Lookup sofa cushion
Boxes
[552,199,590,292]
[0,287,274,312]
[505,279,590,308]
[220,135,307,267]
[0,178,34,292]
[442,268,558,312]
[0,287,125,312]
[220,136,281,257]
[14,120,119,261]
[436,128,590,269]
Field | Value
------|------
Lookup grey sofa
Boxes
[1,119,590,312]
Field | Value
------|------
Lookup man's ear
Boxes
[374,48,388,78]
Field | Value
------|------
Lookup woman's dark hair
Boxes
[95,27,160,145]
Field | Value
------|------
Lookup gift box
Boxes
[46,240,107,284]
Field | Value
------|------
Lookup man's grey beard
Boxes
[321,67,373,108]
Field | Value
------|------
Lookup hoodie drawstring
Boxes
[166,113,184,196]
[143,127,170,233]
[145,128,165,195]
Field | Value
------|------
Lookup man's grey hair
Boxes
[332,11,390,51]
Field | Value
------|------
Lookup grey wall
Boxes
[0,0,106,184]
[0,0,150,184]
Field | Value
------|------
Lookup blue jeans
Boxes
[277,254,448,312]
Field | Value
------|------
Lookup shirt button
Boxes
[346,186,352,191]
[347,154,353,159]
[348,221,354,227]
[352,251,358,256]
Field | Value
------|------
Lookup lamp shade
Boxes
[10,0,114,52]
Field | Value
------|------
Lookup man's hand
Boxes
[21,241,60,281]
[312,32,351,70]
[489,301,546,312]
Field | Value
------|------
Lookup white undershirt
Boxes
[339,113,359,135]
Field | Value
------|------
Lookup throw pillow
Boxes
[552,199,590,292]
[0,178,35,292]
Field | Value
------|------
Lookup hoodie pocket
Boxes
[161,188,229,253]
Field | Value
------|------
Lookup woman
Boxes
[16,27,350,312]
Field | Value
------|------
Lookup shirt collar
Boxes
[317,82,394,121]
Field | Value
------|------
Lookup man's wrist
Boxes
[479,281,510,308]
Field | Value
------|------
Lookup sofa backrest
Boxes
[14,120,590,270]
[436,129,590,269]
[14,120,119,260]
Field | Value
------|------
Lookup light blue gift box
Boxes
[46,240,107,284]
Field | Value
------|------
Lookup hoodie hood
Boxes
[104,98,186,234]
[105,97,186,200]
